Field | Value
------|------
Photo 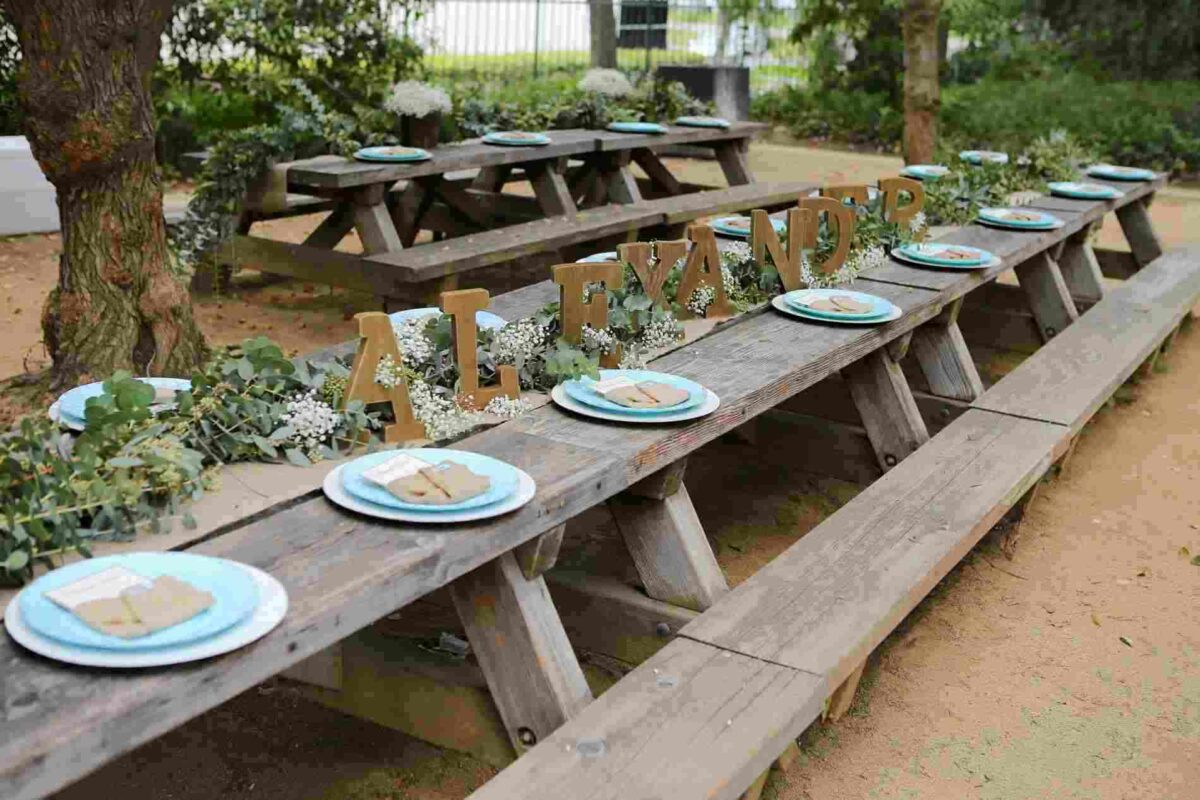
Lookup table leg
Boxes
[1056,226,1106,305]
[528,158,577,216]
[303,203,356,249]
[607,460,728,612]
[631,148,683,196]
[844,348,930,471]
[1014,251,1080,341]
[472,165,512,192]
[911,297,984,402]
[714,139,754,185]
[1115,197,1163,267]
[449,551,592,754]
[391,179,440,248]
[600,151,643,205]
[352,184,403,254]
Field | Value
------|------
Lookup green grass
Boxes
[424,48,707,82]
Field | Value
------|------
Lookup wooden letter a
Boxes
[675,224,732,318]
[344,312,425,443]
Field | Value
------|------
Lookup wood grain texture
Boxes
[529,160,578,216]
[1013,252,1080,341]
[631,148,683,196]
[714,140,753,185]
[658,182,818,225]
[1116,198,1163,267]
[911,309,984,401]
[843,348,930,470]
[450,552,593,753]
[1056,230,1106,304]
[515,524,566,580]
[973,247,1200,433]
[680,409,1069,686]
[464,638,825,800]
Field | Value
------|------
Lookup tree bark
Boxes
[589,0,618,69]
[902,0,942,165]
[4,0,207,387]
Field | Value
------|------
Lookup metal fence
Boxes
[407,0,808,94]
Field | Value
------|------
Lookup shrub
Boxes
[751,86,902,150]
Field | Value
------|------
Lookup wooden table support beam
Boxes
[824,660,867,722]
[450,552,593,754]
[911,297,984,402]
[843,348,930,471]
[1116,197,1163,267]
[353,184,404,254]
[600,151,644,205]
[1057,226,1106,304]
[713,139,753,185]
[608,467,728,612]
[1014,252,1080,342]
[528,159,578,216]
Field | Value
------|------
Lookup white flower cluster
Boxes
[582,325,617,354]
[384,81,452,118]
[408,379,484,442]
[483,395,532,418]
[279,391,341,452]
[638,315,682,351]
[686,285,717,316]
[720,241,754,270]
[618,350,647,369]
[493,318,549,364]
[375,354,405,389]
[908,211,928,236]
[801,244,885,289]
[391,317,435,369]
[578,68,634,97]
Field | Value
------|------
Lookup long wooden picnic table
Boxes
[0,172,1167,800]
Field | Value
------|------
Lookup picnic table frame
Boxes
[0,171,1172,800]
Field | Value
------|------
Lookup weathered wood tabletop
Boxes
[0,171,1165,800]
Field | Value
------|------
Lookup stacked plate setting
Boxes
[482,131,551,147]
[959,150,1009,165]
[551,369,719,424]
[900,164,950,181]
[606,121,668,135]
[1086,164,1155,182]
[51,377,192,431]
[711,215,785,239]
[353,145,432,163]
[324,449,536,524]
[674,116,731,129]
[771,288,902,326]
[1048,181,1125,200]
[576,251,620,263]
[891,242,999,270]
[976,207,1064,231]
[4,552,288,668]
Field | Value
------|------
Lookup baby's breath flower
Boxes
[618,349,648,369]
[686,285,716,316]
[636,314,682,351]
[582,325,617,354]
[408,379,485,441]
[384,81,452,117]
[278,391,341,454]
[578,68,634,97]
[391,317,436,369]
[374,354,406,389]
[909,211,928,235]
[483,395,532,418]
[493,318,549,364]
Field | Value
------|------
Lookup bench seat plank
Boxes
[972,247,1200,433]
[679,408,1069,686]
[657,181,816,225]
[465,638,824,800]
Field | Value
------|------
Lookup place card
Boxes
[360,452,430,487]
[47,566,216,639]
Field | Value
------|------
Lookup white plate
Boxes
[4,562,288,668]
[771,295,902,325]
[890,250,1003,271]
[48,401,84,431]
[551,384,719,424]
[323,463,536,524]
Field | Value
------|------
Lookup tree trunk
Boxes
[902,0,942,165]
[4,0,207,388]
[589,0,618,69]
[715,7,734,66]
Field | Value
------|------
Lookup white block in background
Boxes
[0,136,59,235]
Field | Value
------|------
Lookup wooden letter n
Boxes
[440,288,519,411]
[344,312,425,443]
[751,207,812,291]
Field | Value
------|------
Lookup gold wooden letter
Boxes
[821,184,871,204]
[618,239,687,309]
[751,207,812,291]
[879,176,925,228]
[344,312,425,443]
[440,288,519,411]
[552,261,623,367]
[798,196,856,279]
[675,224,733,318]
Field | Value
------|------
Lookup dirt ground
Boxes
[3,143,1198,799]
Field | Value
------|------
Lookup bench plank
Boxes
[659,181,817,226]
[465,638,825,800]
[680,408,1069,686]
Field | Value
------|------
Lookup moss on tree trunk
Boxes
[4,0,206,388]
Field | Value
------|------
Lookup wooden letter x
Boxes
[751,207,812,291]
[553,261,623,367]
[617,239,688,309]
[440,288,519,411]
[675,224,733,318]
[344,312,425,443]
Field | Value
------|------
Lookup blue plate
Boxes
[389,307,506,332]
[894,242,990,267]
[576,251,619,263]
[900,164,950,180]
[483,131,551,147]
[977,207,1062,229]
[19,552,259,652]
[782,289,894,321]
[711,216,785,239]
[1048,181,1124,200]
[675,116,730,129]
[341,449,519,512]
[607,121,667,135]
[60,377,191,421]
[353,146,432,163]
[1086,164,1154,182]
[563,369,705,416]
[959,150,1008,165]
